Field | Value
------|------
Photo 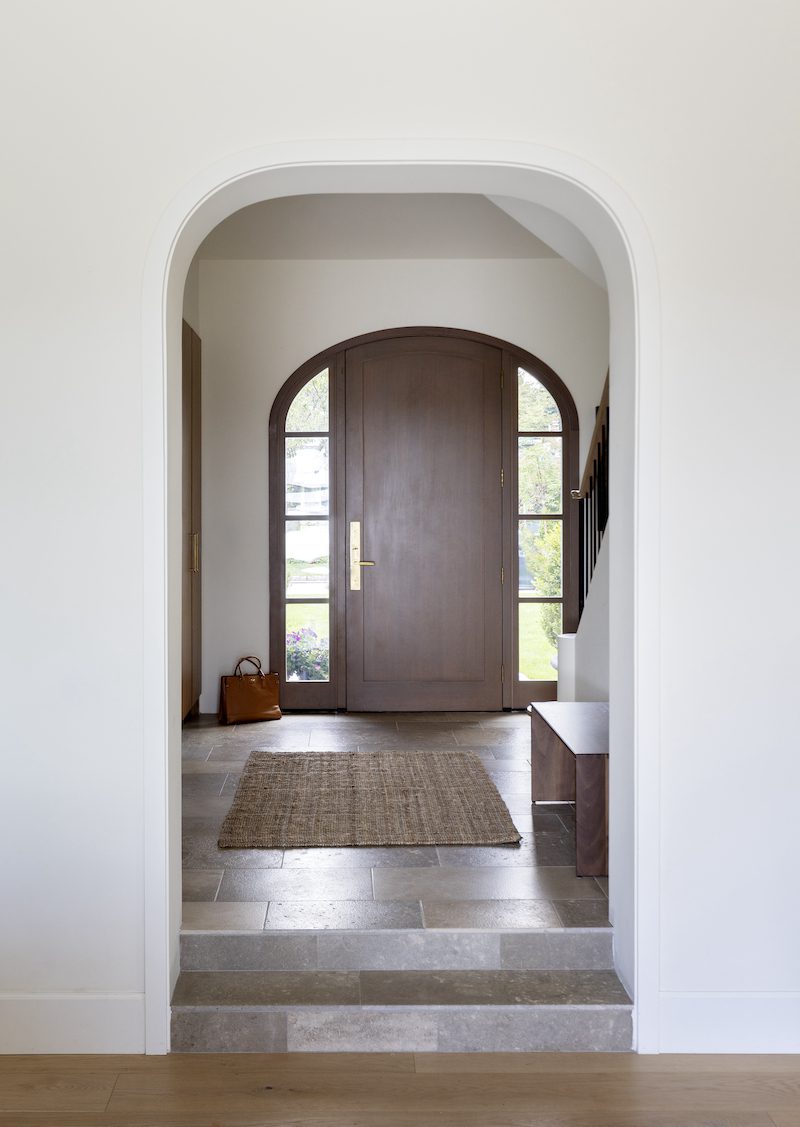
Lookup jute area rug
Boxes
[218,750,522,849]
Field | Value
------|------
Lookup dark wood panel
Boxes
[530,710,576,801]
[346,337,503,710]
[181,321,202,719]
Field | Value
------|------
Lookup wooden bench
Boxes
[527,702,609,877]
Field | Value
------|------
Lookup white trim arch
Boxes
[142,140,662,1052]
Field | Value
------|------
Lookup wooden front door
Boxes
[344,337,503,710]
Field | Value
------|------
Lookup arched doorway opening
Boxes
[142,142,662,1052]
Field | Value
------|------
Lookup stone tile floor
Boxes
[182,711,608,931]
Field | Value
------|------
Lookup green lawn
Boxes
[285,603,330,639]
[519,602,559,681]
[285,601,558,683]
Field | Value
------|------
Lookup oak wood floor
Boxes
[1,1053,799,1125]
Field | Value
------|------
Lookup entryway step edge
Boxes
[171,1002,632,1052]
[180,927,614,971]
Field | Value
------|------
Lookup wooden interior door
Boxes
[345,337,503,710]
[181,321,202,718]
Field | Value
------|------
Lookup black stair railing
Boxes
[572,373,609,619]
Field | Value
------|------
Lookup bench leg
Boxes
[575,754,608,877]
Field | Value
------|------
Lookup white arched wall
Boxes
[142,140,661,1053]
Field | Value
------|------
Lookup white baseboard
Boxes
[0,993,145,1053]
[659,992,800,1052]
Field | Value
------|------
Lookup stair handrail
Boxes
[572,371,609,617]
[571,372,610,501]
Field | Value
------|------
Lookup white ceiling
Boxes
[197,194,560,261]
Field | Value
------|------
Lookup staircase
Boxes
[172,927,631,1052]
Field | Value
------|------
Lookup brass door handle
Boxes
[350,522,376,589]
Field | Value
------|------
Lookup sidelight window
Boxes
[516,367,564,684]
[283,369,331,682]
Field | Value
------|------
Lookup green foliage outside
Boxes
[519,603,559,680]
[518,368,561,431]
[285,603,330,681]
[286,369,329,432]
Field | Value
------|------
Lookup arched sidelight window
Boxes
[270,330,579,712]
[517,368,565,685]
[270,361,340,710]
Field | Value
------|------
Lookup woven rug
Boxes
[218,750,522,848]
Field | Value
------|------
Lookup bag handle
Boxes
[234,655,264,678]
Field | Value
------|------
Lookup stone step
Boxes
[179,927,614,972]
[171,968,631,1052]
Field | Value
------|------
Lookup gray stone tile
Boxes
[595,876,609,898]
[302,743,362,753]
[180,742,214,763]
[488,747,533,762]
[281,846,440,869]
[266,900,423,930]
[172,970,360,1006]
[395,724,474,740]
[553,900,611,927]
[392,712,479,724]
[181,794,233,819]
[486,769,532,791]
[422,899,562,929]
[182,869,223,902]
[183,833,283,870]
[355,731,461,750]
[233,719,306,740]
[436,1006,632,1052]
[181,772,228,798]
[455,730,530,748]
[435,833,575,869]
[318,930,501,970]
[182,814,223,836]
[171,1009,287,1052]
[374,865,604,903]
[181,901,268,930]
[220,773,241,796]
[249,730,313,749]
[500,931,614,970]
[205,744,257,765]
[218,867,374,902]
[360,968,629,1006]
[180,933,318,971]
[287,1010,437,1052]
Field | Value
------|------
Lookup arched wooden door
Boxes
[269,328,578,712]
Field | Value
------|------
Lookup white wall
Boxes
[197,255,608,709]
[1,0,799,1053]
[574,533,610,701]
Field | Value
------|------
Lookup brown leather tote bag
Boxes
[219,656,282,724]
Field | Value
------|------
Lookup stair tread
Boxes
[172,968,630,1008]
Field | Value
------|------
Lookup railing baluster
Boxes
[573,373,610,620]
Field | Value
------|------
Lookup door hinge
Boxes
[500,467,504,488]
[500,368,504,390]
[501,663,505,682]
[500,566,505,585]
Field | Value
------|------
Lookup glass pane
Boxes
[286,369,329,432]
[519,519,562,597]
[286,520,329,598]
[519,602,561,681]
[518,367,561,431]
[518,436,562,514]
[286,437,329,514]
[286,603,330,682]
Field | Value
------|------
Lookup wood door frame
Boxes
[269,326,579,712]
